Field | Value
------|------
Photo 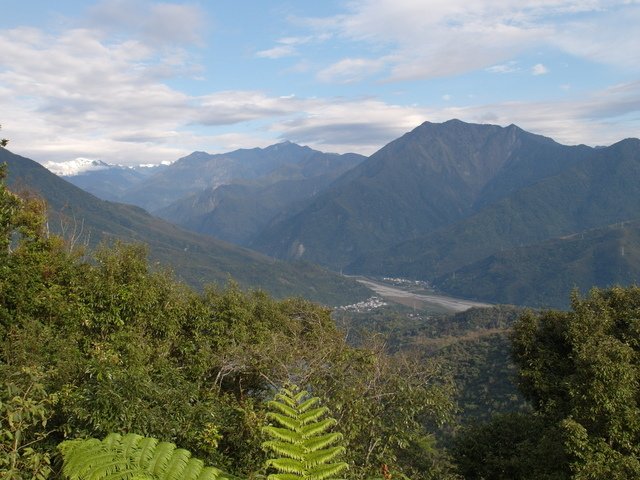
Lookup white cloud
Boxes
[255,35,314,59]
[256,45,296,59]
[303,0,639,82]
[1,7,638,166]
[486,61,520,74]
[532,63,549,75]
[317,57,388,83]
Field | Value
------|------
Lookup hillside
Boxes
[252,120,591,270]
[1,147,370,305]
[436,220,640,308]
[350,138,640,281]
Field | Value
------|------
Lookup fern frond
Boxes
[298,407,329,426]
[158,448,190,480]
[297,397,320,413]
[262,385,347,480]
[292,390,308,405]
[267,412,302,431]
[306,462,348,480]
[179,458,204,480]
[132,437,158,470]
[266,400,298,418]
[266,458,306,475]
[146,441,176,476]
[302,433,343,453]
[274,390,298,409]
[266,474,302,480]
[59,434,236,480]
[262,441,306,461]
[301,418,336,438]
[263,426,302,444]
[304,447,346,467]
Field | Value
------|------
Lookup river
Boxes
[356,278,492,313]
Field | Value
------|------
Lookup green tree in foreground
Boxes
[454,286,640,479]
[513,286,640,479]
[262,385,348,480]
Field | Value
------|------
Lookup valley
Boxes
[352,277,492,313]
[48,119,640,310]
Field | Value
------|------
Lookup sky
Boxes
[0,0,639,166]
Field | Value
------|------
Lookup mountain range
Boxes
[40,120,640,308]
[1,147,370,306]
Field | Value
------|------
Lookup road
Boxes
[356,278,492,313]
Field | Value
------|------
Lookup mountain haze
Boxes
[156,149,365,245]
[119,142,358,212]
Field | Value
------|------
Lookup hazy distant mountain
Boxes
[120,141,351,212]
[66,165,167,202]
[1,147,370,306]
[157,150,365,245]
[252,120,592,269]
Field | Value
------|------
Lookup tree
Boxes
[511,286,640,478]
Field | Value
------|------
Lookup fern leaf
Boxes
[160,448,191,480]
[301,418,336,438]
[262,441,306,461]
[262,385,347,480]
[306,462,348,480]
[274,390,298,409]
[132,437,159,470]
[266,400,298,418]
[298,407,329,426]
[266,458,306,475]
[304,447,346,467]
[200,466,230,480]
[292,390,308,405]
[263,426,302,444]
[59,434,236,480]
[179,458,204,480]
[146,441,176,476]
[267,412,302,431]
[297,397,320,413]
[120,434,143,461]
[266,474,301,480]
[302,433,343,453]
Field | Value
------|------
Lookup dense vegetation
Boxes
[0,162,455,479]
[3,142,640,478]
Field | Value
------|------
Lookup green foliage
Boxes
[262,386,347,480]
[0,163,458,479]
[454,286,640,479]
[511,286,640,477]
[58,432,237,480]
[0,367,57,480]
[453,413,568,480]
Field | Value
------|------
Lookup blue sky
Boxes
[1,0,639,165]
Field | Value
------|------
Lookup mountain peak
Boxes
[43,158,111,176]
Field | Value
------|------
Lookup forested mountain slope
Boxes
[1,147,370,305]
[252,120,593,270]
